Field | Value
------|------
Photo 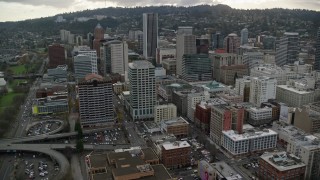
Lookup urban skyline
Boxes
[0,0,320,22]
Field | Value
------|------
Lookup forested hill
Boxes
[0,5,319,37]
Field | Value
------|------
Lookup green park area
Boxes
[9,64,27,75]
[0,92,24,113]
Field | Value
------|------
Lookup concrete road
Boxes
[71,155,83,180]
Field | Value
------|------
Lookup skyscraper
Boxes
[240,28,249,45]
[275,32,299,66]
[48,44,66,68]
[93,24,105,58]
[128,60,156,121]
[182,54,212,82]
[224,33,240,54]
[78,74,114,127]
[74,49,98,81]
[314,28,320,71]
[101,40,128,80]
[176,26,196,76]
[143,13,158,59]
[211,31,224,50]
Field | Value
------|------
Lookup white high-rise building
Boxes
[276,32,299,66]
[249,76,277,107]
[143,13,158,59]
[128,60,156,121]
[74,50,98,80]
[240,28,249,45]
[234,76,251,102]
[154,104,177,123]
[176,26,196,76]
[243,52,264,69]
[101,40,128,80]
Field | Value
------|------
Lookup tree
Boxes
[76,139,84,152]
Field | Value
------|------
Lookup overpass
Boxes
[0,144,69,180]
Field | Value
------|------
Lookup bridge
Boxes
[0,127,131,180]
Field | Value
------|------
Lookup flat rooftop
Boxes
[212,161,242,179]
[142,148,159,161]
[260,152,305,171]
[223,128,277,141]
[129,60,154,69]
[89,153,107,168]
[162,141,191,150]
[277,85,312,95]
[92,173,109,180]
[141,164,172,180]
[162,117,189,126]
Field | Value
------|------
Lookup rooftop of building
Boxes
[140,164,172,180]
[197,98,228,109]
[129,60,155,69]
[144,121,160,129]
[0,78,6,86]
[260,152,305,171]
[189,81,227,91]
[284,32,299,36]
[251,76,276,81]
[277,85,313,95]
[115,156,145,168]
[89,153,108,168]
[223,128,277,141]
[150,134,177,144]
[162,141,191,150]
[141,148,159,161]
[161,117,189,126]
[249,106,272,112]
[212,161,242,179]
[91,173,109,180]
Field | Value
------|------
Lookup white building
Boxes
[154,104,177,123]
[249,76,277,107]
[222,128,277,156]
[156,48,176,64]
[155,67,166,77]
[187,91,210,121]
[176,26,196,76]
[128,61,156,121]
[235,76,251,101]
[74,50,98,80]
[243,52,264,69]
[247,107,273,126]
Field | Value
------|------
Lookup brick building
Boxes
[48,44,66,68]
[160,117,189,138]
[161,141,191,168]
[259,152,306,180]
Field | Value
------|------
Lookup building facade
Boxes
[48,44,66,68]
[223,33,240,54]
[74,50,98,80]
[154,104,177,123]
[161,141,191,168]
[275,32,300,66]
[78,74,114,127]
[128,61,156,121]
[182,54,212,82]
[249,76,277,107]
[143,13,158,59]
[240,28,249,45]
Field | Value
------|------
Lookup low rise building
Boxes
[217,91,243,104]
[32,96,68,115]
[247,107,273,126]
[160,117,189,138]
[258,152,306,180]
[162,58,176,75]
[154,104,177,123]
[198,160,242,180]
[161,141,191,168]
[222,127,277,156]
[220,64,248,85]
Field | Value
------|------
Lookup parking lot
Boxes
[84,128,129,145]
[14,153,59,180]
[27,120,63,136]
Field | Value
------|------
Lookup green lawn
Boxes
[0,92,23,113]
[8,80,26,89]
[9,65,26,75]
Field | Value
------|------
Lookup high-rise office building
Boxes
[182,54,212,82]
[314,28,320,71]
[176,27,196,76]
[128,60,156,121]
[78,74,114,127]
[249,76,277,107]
[93,24,105,58]
[224,33,240,54]
[101,40,128,80]
[211,31,224,50]
[240,28,249,45]
[275,32,299,66]
[143,13,158,59]
[262,35,276,50]
[74,49,98,80]
[196,38,209,54]
[48,44,66,68]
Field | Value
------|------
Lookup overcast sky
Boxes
[0,0,319,22]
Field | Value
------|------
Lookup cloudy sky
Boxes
[0,0,319,22]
